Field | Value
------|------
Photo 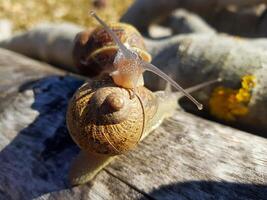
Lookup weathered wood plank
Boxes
[35,171,147,200]
[36,111,267,200]
[0,49,80,199]
[0,49,143,200]
[0,48,64,96]
[106,113,267,199]
[0,23,83,72]
[0,48,266,200]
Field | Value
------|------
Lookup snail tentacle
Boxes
[142,61,203,110]
[90,11,133,59]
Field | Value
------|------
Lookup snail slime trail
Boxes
[90,11,203,110]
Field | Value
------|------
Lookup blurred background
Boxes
[0,0,132,32]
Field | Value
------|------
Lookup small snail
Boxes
[73,12,202,109]
[72,17,151,80]
[67,12,217,185]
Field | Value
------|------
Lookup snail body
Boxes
[67,77,184,185]
[67,77,218,185]
[67,76,218,156]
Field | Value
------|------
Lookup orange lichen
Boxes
[209,75,256,121]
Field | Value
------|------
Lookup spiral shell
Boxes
[73,23,152,77]
[66,79,158,155]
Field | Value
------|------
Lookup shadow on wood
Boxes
[140,180,267,200]
[0,75,83,199]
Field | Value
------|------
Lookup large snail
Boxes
[67,12,217,185]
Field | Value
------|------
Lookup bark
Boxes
[208,7,267,37]
[161,7,267,37]
[164,9,216,35]
[0,23,83,73]
[146,33,267,136]
[122,0,267,25]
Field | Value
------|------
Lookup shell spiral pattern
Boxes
[67,79,157,155]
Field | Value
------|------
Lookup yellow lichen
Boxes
[241,75,256,90]
[209,75,256,121]
[236,88,250,102]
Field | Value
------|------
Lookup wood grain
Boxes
[106,113,267,199]
[36,171,148,200]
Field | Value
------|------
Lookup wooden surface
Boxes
[0,49,266,200]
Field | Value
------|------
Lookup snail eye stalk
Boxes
[90,11,133,59]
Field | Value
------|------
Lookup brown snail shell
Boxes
[68,13,203,157]
[72,23,152,77]
[66,78,158,155]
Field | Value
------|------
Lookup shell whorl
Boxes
[66,79,158,155]
[73,23,151,77]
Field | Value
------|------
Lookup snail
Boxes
[73,12,202,109]
[67,78,218,185]
[72,16,151,81]
[67,12,218,185]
